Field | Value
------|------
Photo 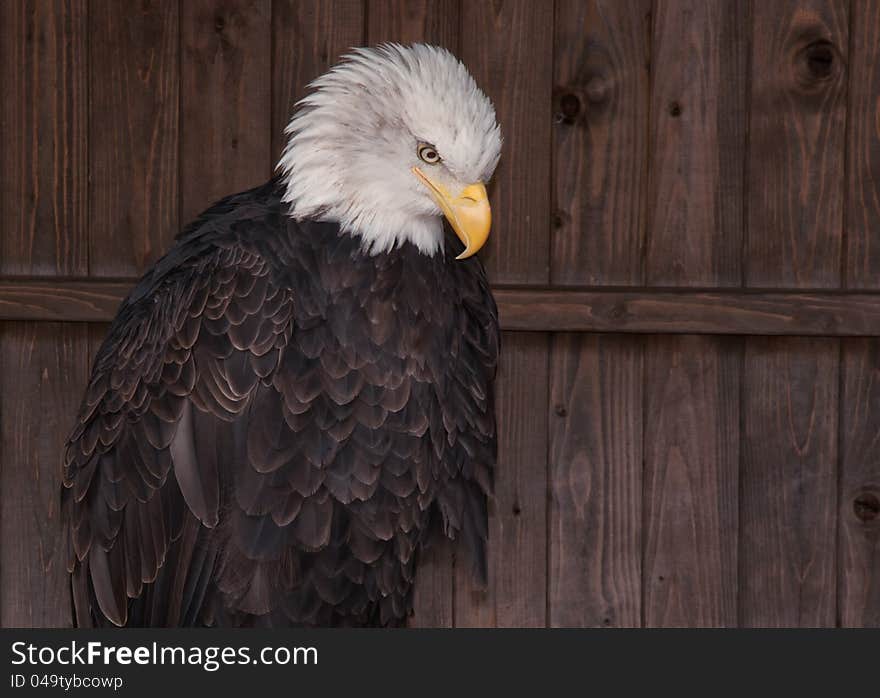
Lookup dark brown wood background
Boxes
[2,0,880,628]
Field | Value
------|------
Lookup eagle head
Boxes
[277,43,502,259]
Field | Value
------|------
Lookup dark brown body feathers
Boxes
[62,178,498,627]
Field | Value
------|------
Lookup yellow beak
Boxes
[413,167,491,259]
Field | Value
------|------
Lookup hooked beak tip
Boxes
[412,168,492,259]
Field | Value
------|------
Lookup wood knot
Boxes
[795,39,839,88]
[804,40,835,78]
[558,92,582,123]
[668,100,683,117]
[554,404,568,417]
[512,504,522,517]
[552,209,569,230]
[854,492,880,522]
[553,87,584,125]
[214,14,226,32]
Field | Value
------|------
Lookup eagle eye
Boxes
[417,144,441,165]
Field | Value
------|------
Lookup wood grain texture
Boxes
[460,0,553,285]
[549,334,642,627]
[0,322,90,627]
[740,338,838,627]
[647,0,746,286]
[367,0,458,49]
[271,0,364,158]
[838,339,880,626]
[552,0,650,286]
[181,0,272,223]
[0,280,130,322]
[643,335,740,626]
[455,332,548,627]
[0,0,88,275]
[88,0,179,276]
[746,0,849,288]
[846,1,880,288]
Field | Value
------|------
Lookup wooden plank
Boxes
[88,0,179,276]
[641,0,744,627]
[0,0,88,275]
[0,322,90,627]
[548,334,642,627]
[839,2,880,628]
[740,338,838,627]
[460,0,553,285]
[846,1,880,288]
[646,0,746,286]
[842,0,879,287]
[0,2,91,626]
[642,335,740,626]
[494,288,880,336]
[0,280,131,322]
[839,339,880,626]
[746,0,849,288]
[3,281,880,336]
[367,0,458,49]
[181,0,272,223]
[271,0,364,159]
[552,0,650,286]
[549,0,645,631]
[455,332,548,627]
[741,1,847,628]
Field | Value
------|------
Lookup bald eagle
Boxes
[62,44,501,627]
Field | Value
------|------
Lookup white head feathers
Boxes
[277,44,502,256]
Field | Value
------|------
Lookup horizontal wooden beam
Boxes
[495,288,880,336]
[0,279,878,336]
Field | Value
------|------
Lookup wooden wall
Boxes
[1,0,880,627]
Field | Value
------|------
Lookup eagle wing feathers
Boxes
[64,200,294,626]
